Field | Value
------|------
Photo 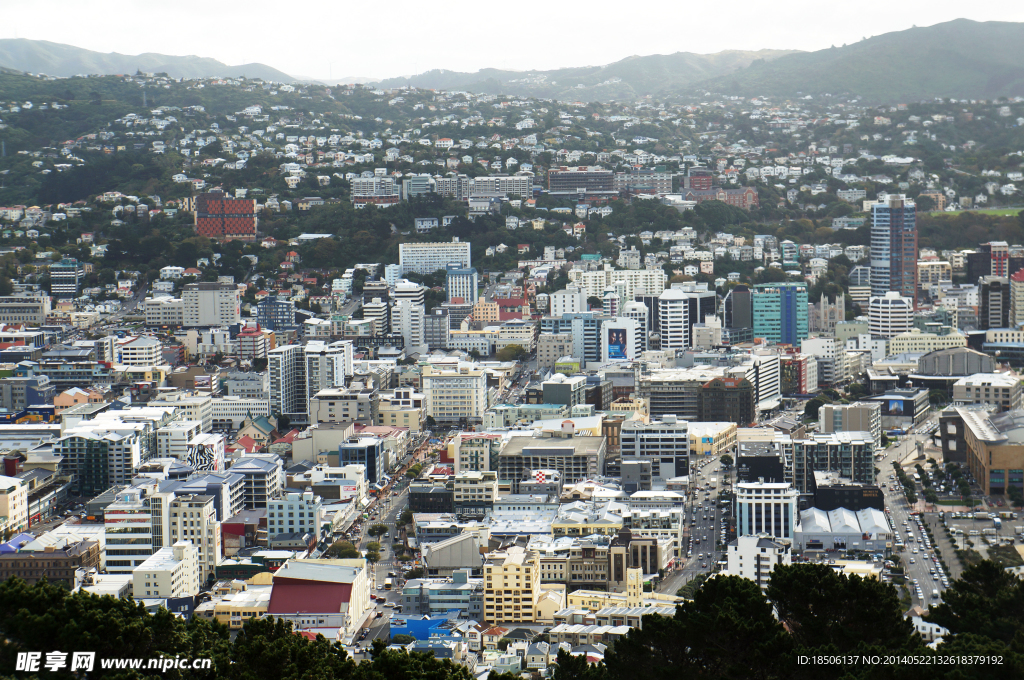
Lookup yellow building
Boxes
[0,475,28,533]
[196,582,272,629]
[688,422,738,458]
[888,328,965,354]
[917,260,952,289]
[483,546,541,624]
[566,568,684,610]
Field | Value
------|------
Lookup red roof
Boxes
[268,579,353,614]
[296,631,318,640]
[1012,269,1024,282]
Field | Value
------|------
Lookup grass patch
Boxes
[926,208,1022,217]
[986,544,1024,568]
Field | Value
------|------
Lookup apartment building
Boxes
[818,402,882,448]
[537,333,574,372]
[399,239,471,275]
[104,488,154,574]
[132,541,202,598]
[169,494,222,583]
[422,363,489,425]
[620,416,690,481]
[953,373,1023,412]
[726,534,792,590]
[483,545,541,624]
[453,471,498,519]
[267,491,322,539]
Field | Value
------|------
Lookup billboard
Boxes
[602,318,636,363]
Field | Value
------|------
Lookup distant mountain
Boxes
[0,38,297,82]
[695,19,1024,101]
[372,49,798,101]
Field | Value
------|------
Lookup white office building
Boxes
[446,266,479,304]
[735,481,798,540]
[182,282,241,328]
[868,292,914,339]
[620,416,690,481]
[104,488,153,574]
[392,299,427,355]
[726,534,792,591]
[156,420,204,460]
[658,289,690,349]
[551,285,588,317]
[399,239,471,275]
[267,491,323,539]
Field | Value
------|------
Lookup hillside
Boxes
[0,38,297,82]
[373,49,798,101]
[698,19,1024,101]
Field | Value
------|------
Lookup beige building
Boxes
[453,470,499,519]
[377,388,425,432]
[953,374,1023,413]
[818,402,883,448]
[169,494,222,584]
[537,333,574,371]
[917,260,952,291]
[132,541,202,599]
[0,475,28,534]
[483,545,541,624]
[421,362,490,425]
[888,328,965,354]
[195,582,272,629]
[688,422,738,458]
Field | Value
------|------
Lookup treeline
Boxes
[2,561,1022,680]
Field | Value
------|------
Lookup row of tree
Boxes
[2,560,1021,679]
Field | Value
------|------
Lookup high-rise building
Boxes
[735,481,798,540]
[421,363,489,425]
[256,296,297,332]
[868,292,913,338]
[424,308,450,350]
[182,282,241,327]
[551,285,587,317]
[304,341,354,405]
[870,195,917,303]
[620,416,690,481]
[392,299,426,355]
[1010,269,1024,328]
[104,488,154,574]
[168,494,221,583]
[724,284,753,330]
[657,289,690,349]
[752,283,808,345]
[49,257,85,298]
[620,301,649,352]
[446,265,479,304]
[399,239,471,275]
[979,276,1010,330]
[193,192,258,242]
[268,344,307,423]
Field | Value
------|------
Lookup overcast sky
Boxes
[3,1,1024,80]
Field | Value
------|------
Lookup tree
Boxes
[587,296,603,309]
[804,397,826,419]
[404,568,424,580]
[398,509,414,526]
[425,416,437,429]
[326,540,360,559]
[391,634,415,645]
[766,563,921,656]
[368,524,389,539]
[926,560,1024,645]
[603,575,792,680]
[496,344,528,362]
[367,542,381,552]
[553,648,607,680]
[365,550,381,564]
[720,454,733,468]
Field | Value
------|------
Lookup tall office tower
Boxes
[867,292,914,338]
[304,341,355,400]
[392,299,427,355]
[620,301,649,351]
[870,194,917,304]
[362,298,390,336]
[979,276,1011,330]
[446,265,479,304]
[752,283,809,345]
[724,284,753,329]
[393,280,426,307]
[268,344,307,424]
[49,257,86,298]
[657,289,690,349]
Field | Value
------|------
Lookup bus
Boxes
[384,578,393,590]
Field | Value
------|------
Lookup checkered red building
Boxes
[194,193,258,241]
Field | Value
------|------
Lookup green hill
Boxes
[698,19,1024,101]
[374,49,798,101]
[0,38,297,82]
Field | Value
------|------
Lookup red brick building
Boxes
[683,187,759,210]
[194,193,258,241]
